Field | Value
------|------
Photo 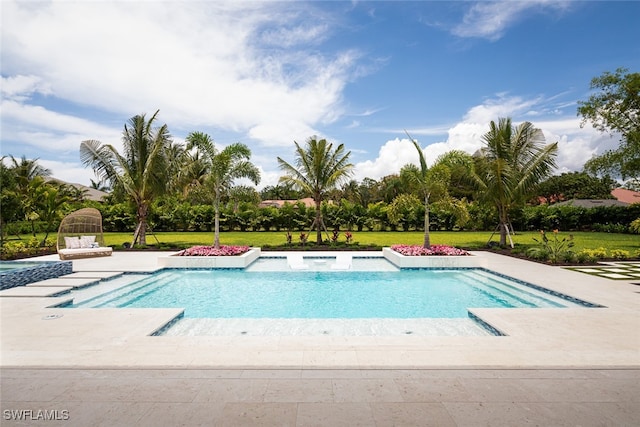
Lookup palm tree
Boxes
[80,110,172,246]
[185,131,260,248]
[402,131,452,248]
[277,136,353,245]
[471,117,558,247]
[9,155,52,195]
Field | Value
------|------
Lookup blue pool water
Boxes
[70,268,586,319]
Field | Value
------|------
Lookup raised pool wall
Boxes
[0,261,73,290]
[382,248,487,268]
[157,248,262,268]
[157,248,485,269]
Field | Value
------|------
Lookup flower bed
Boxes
[390,244,469,256]
[175,245,250,257]
[383,247,484,268]
[158,247,260,268]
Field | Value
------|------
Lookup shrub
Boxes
[610,249,630,260]
[527,230,574,263]
[391,244,469,256]
[576,247,608,263]
[176,245,250,256]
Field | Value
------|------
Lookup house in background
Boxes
[553,188,640,208]
[611,188,640,205]
[258,197,316,209]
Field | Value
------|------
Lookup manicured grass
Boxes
[99,230,639,253]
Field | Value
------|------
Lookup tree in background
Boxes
[536,171,617,203]
[578,68,640,183]
[185,131,260,248]
[402,132,453,248]
[80,110,173,246]
[471,118,558,247]
[277,136,353,245]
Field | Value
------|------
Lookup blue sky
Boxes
[2,1,639,189]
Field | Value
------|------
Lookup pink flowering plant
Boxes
[176,245,250,256]
[391,244,469,256]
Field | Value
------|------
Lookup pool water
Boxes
[70,268,584,319]
[0,261,47,271]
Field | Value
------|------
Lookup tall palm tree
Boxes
[80,110,172,246]
[471,117,558,247]
[277,136,353,245]
[185,131,260,248]
[402,131,452,248]
[9,155,52,195]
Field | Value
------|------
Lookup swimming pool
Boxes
[66,264,597,336]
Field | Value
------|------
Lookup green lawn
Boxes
[98,230,639,253]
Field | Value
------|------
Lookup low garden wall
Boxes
[382,247,487,268]
[157,248,261,268]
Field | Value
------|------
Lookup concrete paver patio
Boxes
[1,250,639,425]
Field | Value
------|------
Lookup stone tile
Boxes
[137,402,225,427]
[459,378,547,402]
[302,350,359,367]
[51,378,140,402]
[264,379,334,403]
[395,378,472,402]
[594,401,640,426]
[599,273,633,279]
[332,378,404,402]
[371,402,457,426]
[193,379,269,403]
[574,268,603,273]
[221,402,297,427]
[301,369,363,379]
[241,369,302,379]
[63,401,154,427]
[522,378,640,402]
[129,378,203,402]
[296,403,375,426]
[0,377,69,402]
[0,287,72,297]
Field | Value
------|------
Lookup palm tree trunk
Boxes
[213,188,220,249]
[315,199,322,245]
[498,206,508,247]
[214,209,220,249]
[133,203,148,246]
[423,195,431,249]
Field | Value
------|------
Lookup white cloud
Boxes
[353,95,610,182]
[353,138,422,181]
[0,75,52,101]
[1,0,356,151]
[1,100,121,152]
[452,1,571,41]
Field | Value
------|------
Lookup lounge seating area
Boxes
[331,253,352,270]
[287,254,309,270]
[56,208,113,260]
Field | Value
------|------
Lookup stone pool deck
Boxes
[1,250,638,425]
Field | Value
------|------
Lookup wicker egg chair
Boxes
[56,208,112,260]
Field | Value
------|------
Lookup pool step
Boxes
[72,272,178,308]
[161,317,492,337]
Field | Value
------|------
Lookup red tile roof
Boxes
[611,188,640,205]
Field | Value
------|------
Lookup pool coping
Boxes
[1,250,638,369]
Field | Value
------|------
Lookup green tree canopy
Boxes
[80,110,173,246]
[185,131,260,248]
[277,136,353,244]
[578,68,640,182]
[401,132,453,248]
[536,172,616,203]
[471,118,558,247]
